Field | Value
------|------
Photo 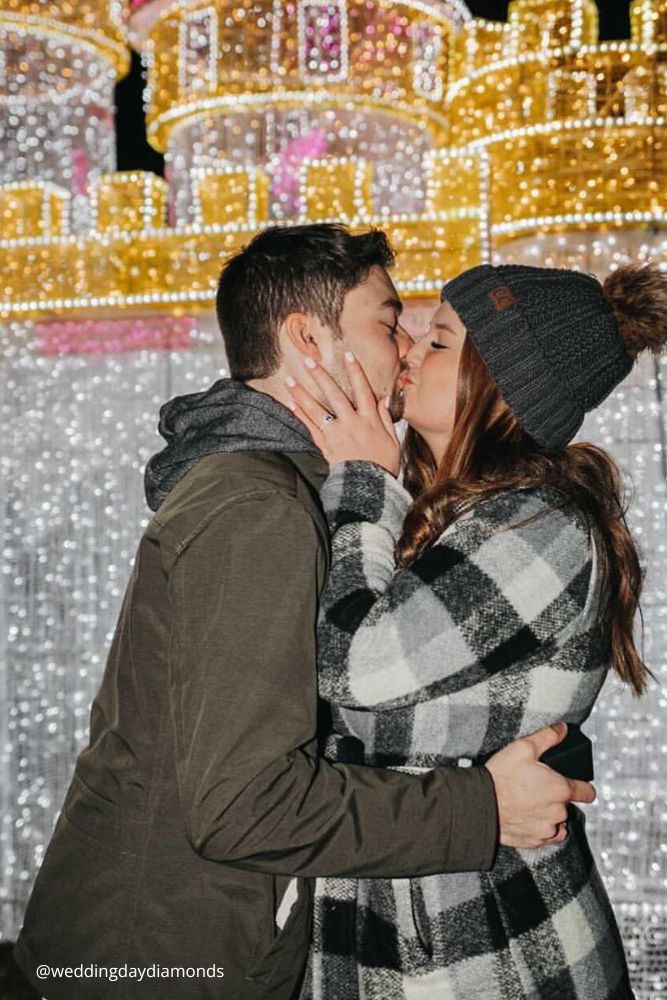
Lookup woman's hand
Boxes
[286,352,400,476]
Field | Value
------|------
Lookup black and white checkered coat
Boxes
[301,461,632,1000]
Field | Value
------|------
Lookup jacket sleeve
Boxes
[318,461,594,711]
[166,487,498,878]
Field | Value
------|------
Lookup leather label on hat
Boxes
[489,287,517,312]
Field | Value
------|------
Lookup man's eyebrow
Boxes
[381,297,403,315]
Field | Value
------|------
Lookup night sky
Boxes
[114,0,634,175]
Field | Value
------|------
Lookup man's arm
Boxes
[166,489,497,878]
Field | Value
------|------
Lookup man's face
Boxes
[317,265,412,409]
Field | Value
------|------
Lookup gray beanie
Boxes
[441,264,633,449]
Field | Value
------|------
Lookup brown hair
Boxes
[397,264,667,697]
[216,224,394,380]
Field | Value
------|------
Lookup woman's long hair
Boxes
[396,334,649,696]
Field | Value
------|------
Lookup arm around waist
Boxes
[166,490,498,877]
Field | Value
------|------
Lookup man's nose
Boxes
[395,325,413,359]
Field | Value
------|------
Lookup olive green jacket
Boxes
[15,450,497,1000]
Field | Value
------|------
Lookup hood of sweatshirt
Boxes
[144,377,322,511]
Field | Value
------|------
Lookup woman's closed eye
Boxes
[430,341,448,350]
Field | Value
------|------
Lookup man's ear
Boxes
[279,312,321,362]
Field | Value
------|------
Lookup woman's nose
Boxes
[405,335,425,368]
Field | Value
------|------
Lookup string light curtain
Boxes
[1,0,666,996]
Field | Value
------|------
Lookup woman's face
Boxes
[398,300,466,461]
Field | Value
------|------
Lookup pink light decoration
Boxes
[303,3,343,70]
[273,129,329,200]
[36,316,195,356]
[165,164,176,226]
[71,149,89,197]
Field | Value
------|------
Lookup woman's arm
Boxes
[318,461,594,711]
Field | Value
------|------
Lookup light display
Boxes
[0,1,666,996]
[0,1,126,231]
[3,0,667,313]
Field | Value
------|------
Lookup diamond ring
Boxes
[321,413,336,427]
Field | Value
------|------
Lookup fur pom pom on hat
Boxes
[602,265,667,359]
[441,263,667,450]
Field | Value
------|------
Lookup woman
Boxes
[286,262,665,999]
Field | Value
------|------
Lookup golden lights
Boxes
[142,0,455,152]
[0,0,129,73]
[90,173,169,234]
[0,182,70,240]
[3,0,667,318]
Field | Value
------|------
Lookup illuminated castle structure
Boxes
[0,3,666,995]
[2,0,667,315]
[0,0,486,315]
[449,0,667,268]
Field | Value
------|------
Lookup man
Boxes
[15,224,594,1000]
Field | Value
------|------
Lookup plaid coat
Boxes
[301,461,633,1000]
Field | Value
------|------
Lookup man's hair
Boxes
[215,223,395,380]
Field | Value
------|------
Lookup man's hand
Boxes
[485,723,596,849]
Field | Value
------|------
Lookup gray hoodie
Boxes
[144,377,322,511]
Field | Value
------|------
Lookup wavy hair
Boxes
[396,335,649,696]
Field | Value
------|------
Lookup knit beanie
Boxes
[441,264,634,449]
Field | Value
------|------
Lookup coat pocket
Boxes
[391,878,434,970]
[195,865,276,976]
[247,876,311,984]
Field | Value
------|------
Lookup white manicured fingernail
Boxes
[304,356,317,369]
[287,400,297,411]
[345,351,355,362]
[384,395,391,408]
[285,376,296,387]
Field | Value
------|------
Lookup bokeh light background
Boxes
[1,0,666,995]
